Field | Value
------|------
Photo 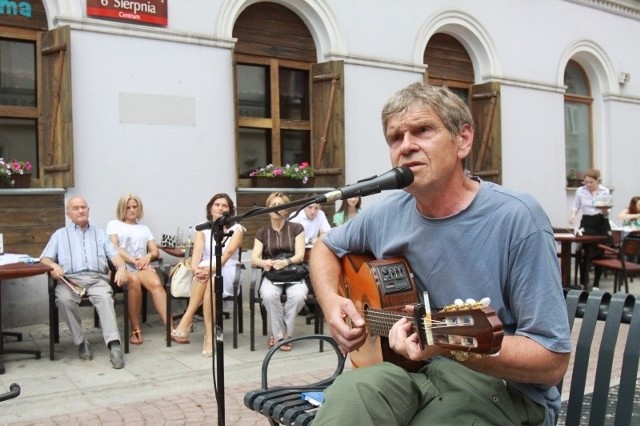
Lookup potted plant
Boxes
[0,158,33,188]
[249,162,315,188]
[566,169,584,188]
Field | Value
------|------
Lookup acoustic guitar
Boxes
[339,253,504,372]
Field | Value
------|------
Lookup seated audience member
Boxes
[251,192,308,351]
[618,196,640,229]
[289,202,331,245]
[171,193,244,357]
[106,193,170,345]
[40,196,128,369]
[332,196,362,226]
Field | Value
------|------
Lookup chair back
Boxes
[621,236,640,263]
[611,229,623,247]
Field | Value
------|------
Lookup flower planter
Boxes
[0,179,11,188]
[12,174,31,188]
[251,176,315,188]
[567,178,583,188]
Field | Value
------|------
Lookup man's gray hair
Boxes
[381,82,474,136]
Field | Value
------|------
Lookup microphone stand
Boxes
[211,216,227,425]
[207,194,318,426]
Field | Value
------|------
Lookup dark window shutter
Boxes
[39,25,74,188]
[469,82,501,184]
[311,60,344,188]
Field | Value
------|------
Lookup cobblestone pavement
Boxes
[1,275,637,425]
[0,309,344,425]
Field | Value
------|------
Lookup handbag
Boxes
[169,258,193,297]
[263,252,308,283]
[161,233,176,248]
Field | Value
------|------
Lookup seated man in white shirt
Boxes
[289,203,331,246]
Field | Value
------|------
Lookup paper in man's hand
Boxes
[60,276,86,296]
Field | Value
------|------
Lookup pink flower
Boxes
[272,168,283,176]
[8,159,31,174]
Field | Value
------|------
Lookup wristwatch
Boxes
[286,258,292,266]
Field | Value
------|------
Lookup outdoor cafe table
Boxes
[554,233,607,288]
[159,246,187,258]
[0,262,51,374]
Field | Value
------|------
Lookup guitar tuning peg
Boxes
[453,299,464,306]
[479,297,491,308]
[465,298,476,305]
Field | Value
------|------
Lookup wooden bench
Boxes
[244,289,640,425]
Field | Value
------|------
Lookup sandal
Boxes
[268,335,275,348]
[202,339,213,358]
[130,329,143,345]
[279,341,293,352]
[171,329,190,344]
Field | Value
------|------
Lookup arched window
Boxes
[232,2,345,247]
[424,33,502,184]
[564,60,593,175]
[233,3,316,179]
[424,33,474,102]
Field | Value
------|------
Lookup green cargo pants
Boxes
[313,358,546,425]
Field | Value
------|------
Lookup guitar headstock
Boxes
[419,301,504,355]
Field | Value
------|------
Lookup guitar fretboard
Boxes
[363,308,412,336]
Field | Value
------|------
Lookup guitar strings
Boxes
[356,309,450,328]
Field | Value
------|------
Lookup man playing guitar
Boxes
[309,82,571,426]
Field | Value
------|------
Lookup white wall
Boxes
[5,0,640,327]
[68,30,236,235]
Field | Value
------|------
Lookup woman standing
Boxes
[568,168,612,288]
[170,193,244,357]
[251,192,308,351]
[106,193,169,345]
[332,196,362,226]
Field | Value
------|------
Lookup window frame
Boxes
[564,60,594,175]
[0,26,40,183]
[0,24,74,188]
[235,53,312,180]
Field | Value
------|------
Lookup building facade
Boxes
[1,0,639,325]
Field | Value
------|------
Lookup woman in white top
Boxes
[171,193,244,357]
[106,193,169,345]
[568,168,612,287]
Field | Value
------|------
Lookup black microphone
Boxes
[195,211,230,231]
[315,166,414,204]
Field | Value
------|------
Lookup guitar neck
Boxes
[363,308,408,337]
[362,305,503,355]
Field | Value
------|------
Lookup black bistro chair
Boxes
[249,265,324,352]
[164,249,246,349]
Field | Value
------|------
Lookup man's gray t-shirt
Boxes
[324,181,571,424]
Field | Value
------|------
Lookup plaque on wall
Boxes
[0,0,48,30]
[87,0,168,27]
